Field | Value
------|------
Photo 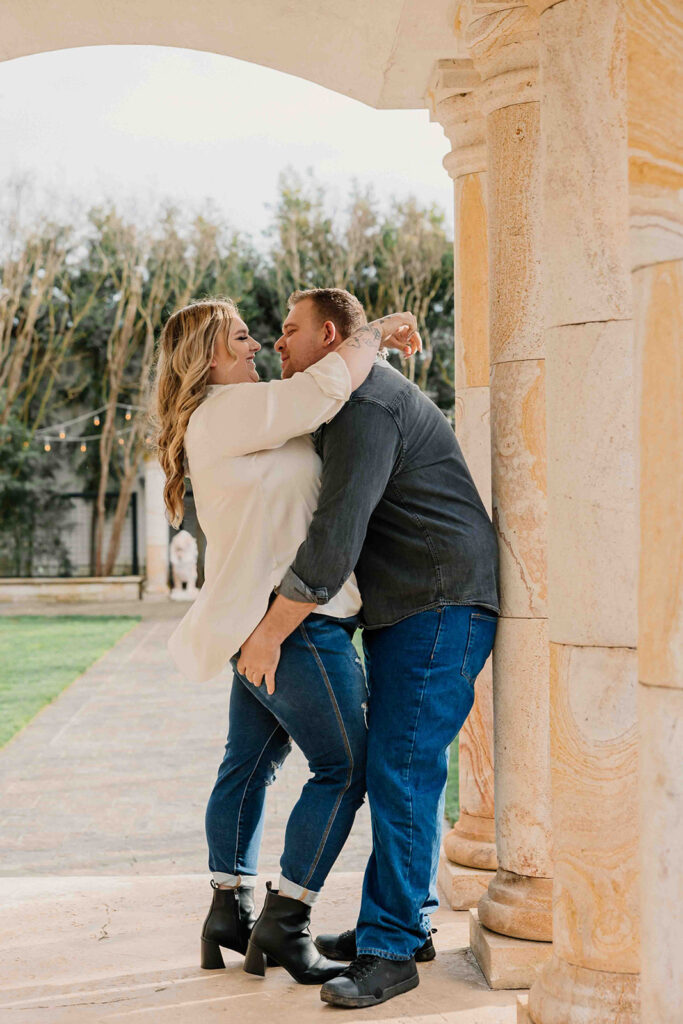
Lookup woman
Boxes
[153,297,419,985]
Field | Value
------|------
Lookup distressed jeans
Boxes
[205,613,367,902]
[356,603,499,958]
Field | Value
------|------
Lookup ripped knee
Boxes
[265,739,292,786]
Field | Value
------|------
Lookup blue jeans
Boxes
[356,604,498,959]
[205,613,367,899]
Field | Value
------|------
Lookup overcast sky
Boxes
[0,45,453,242]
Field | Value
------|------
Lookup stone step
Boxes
[438,850,496,910]
[0,873,522,1022]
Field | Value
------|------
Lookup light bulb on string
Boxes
[118,437,125,446]
[44,442,51,452]
[124,410,132,421]
[80,443,87,453]
[93,416,100,426]
[59,431,66,440]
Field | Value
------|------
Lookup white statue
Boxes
[169,529,199,601]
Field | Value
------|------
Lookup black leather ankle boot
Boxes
[243,882,346,985]
[315,926,436,963]
[200,881,257,969]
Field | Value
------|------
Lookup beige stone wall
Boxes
[628,2,683,1021]
[528,2,640,1021]
[0,578,143,602]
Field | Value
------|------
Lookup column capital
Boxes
[465,3,540,115]
[426,59,486,179]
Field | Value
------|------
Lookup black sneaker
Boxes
[315,927,436,963]
[320,954,419,1008]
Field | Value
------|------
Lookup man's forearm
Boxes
[258,593,317,645]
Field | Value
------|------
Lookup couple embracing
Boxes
[154,288,499,1009]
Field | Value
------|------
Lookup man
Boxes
[239,288,499,1008]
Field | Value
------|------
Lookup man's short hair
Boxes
[288,288,367,341]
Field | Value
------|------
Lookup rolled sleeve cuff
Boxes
[276,567,330,605]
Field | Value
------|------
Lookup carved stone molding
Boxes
[465,4,539,115]
[427,59,486,179]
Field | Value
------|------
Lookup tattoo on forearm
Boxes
[343,325,382,349]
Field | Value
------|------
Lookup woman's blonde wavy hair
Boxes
[152,298,239,527]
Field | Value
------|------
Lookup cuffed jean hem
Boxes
[211,872,256,887]
[279,873,320,906]
[356,946,415,961]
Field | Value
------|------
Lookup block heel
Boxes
[200,937,226,970]
[245,882,345,984]
[243,939,267,976]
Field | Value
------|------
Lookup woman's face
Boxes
[208,316,261,385]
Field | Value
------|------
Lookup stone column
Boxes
[526,1,640,1021]
[465,6,554,983]
[628,2,683,1021]
[143,454,170,598]
[428,59,498,912]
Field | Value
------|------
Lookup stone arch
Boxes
[0,0,453,109]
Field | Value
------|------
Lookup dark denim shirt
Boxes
[277,359,500,628]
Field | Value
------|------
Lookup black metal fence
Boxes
[0,491,139,578]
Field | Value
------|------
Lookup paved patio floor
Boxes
[0,604,521,1022]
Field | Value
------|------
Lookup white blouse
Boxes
[167,351,361,683]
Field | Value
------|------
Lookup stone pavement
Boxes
[0,614,372,876]
[0,607,522,1022]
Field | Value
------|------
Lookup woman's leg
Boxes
[234,614,367,903]
[206,672,292,881]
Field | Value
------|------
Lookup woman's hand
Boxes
[382,322,423,359]
[237,622,281,695]
[375,311,417,340]
[373,312,422,359]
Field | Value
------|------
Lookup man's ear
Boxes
[322,320,337,347]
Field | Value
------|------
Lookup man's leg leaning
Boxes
[320,604,497,1005]
[356,604,497,959]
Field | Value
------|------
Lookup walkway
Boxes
[0,608,521,1022]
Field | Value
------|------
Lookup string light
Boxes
[31,402,147,453]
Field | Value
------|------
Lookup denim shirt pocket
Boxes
[461,611,499,686]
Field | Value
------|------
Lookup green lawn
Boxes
[352,630,460,824]
[445,737,459,825]
[0,615,141,748]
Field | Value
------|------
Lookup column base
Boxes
[438,851,495,910]
[444,812,498,870]
[469,908,552,990]
[478,867,553,941]
[517,994,530,1023]
[528,954,639,1024]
